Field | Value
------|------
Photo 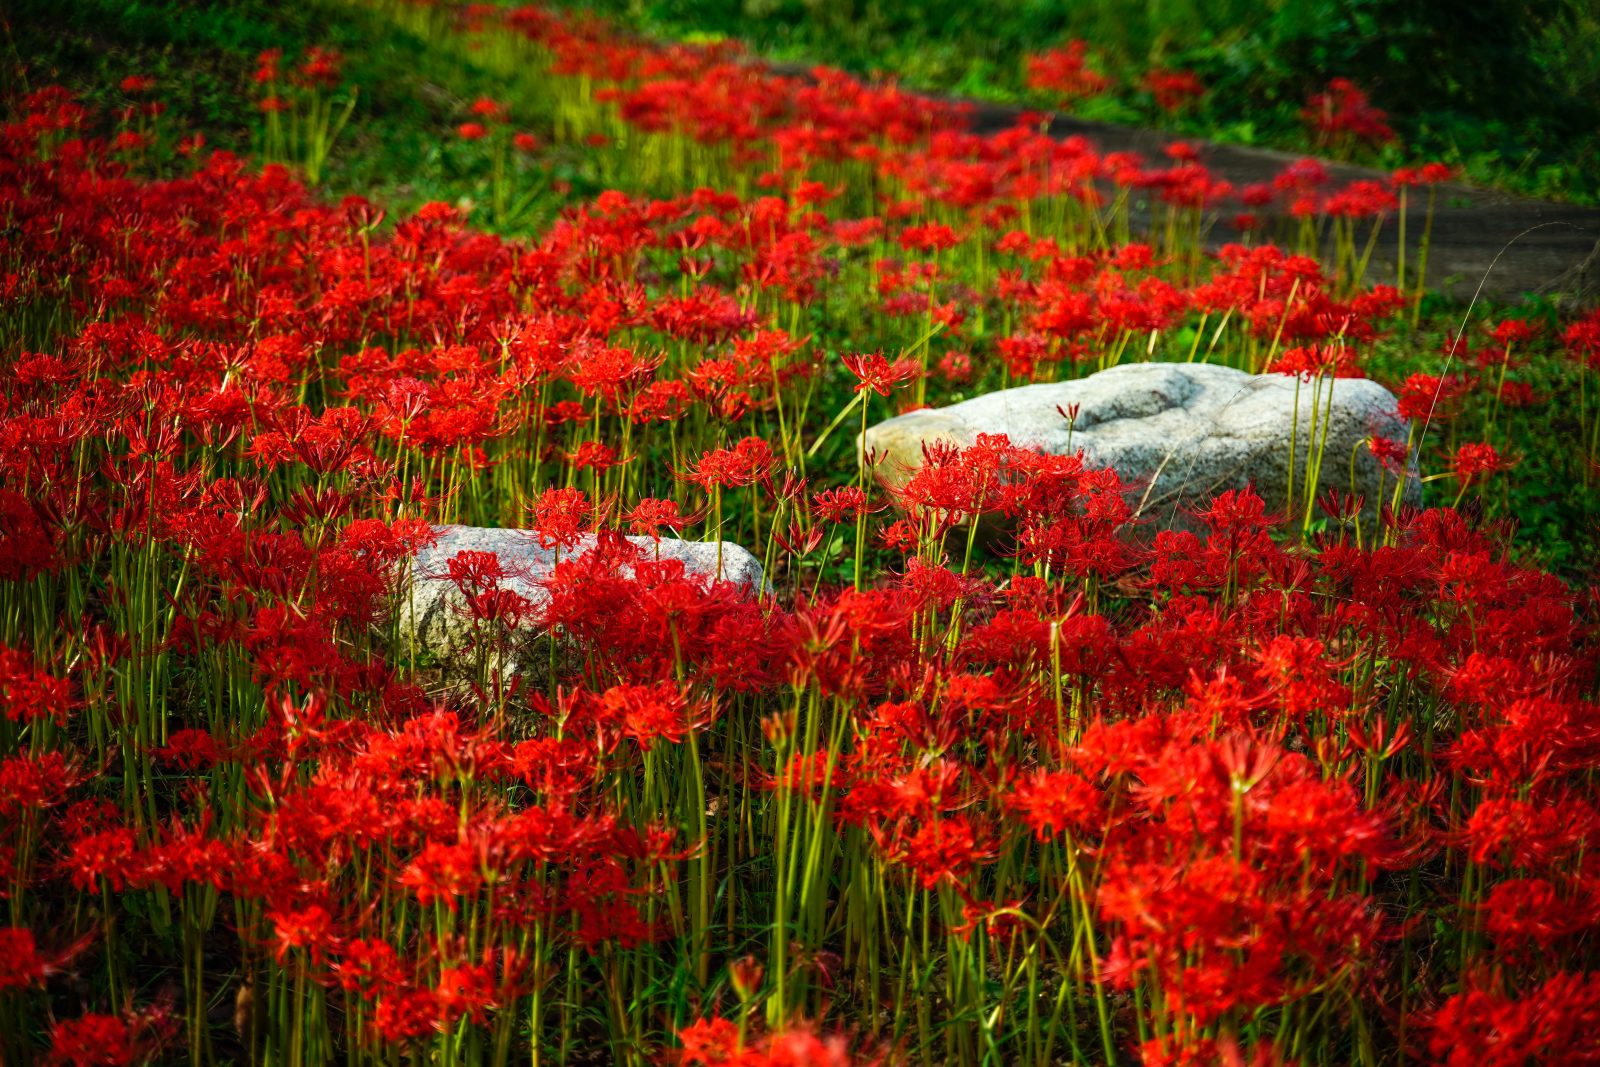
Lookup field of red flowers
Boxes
[5,3,1600,1065]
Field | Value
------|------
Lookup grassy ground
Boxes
[551,0,1600,206]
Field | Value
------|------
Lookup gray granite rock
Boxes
[862,362,1415,530]
[399,525,765,666]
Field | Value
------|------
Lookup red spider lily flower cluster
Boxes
[2,6,1599,1065]
[841,351,918,397]
[459,96,508,141]
[675,1014,879,1066]
[1302,78,1396,149]
[254,46,345,108]
[1025,42,1113,104]
[1142,69,1207,113]
[1451,441,1512,487]
[1566,306,1600,371]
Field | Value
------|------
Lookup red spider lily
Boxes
[434,959,498,1027]
[1007,768,1103,842]
[295,47,344,90]
[371,988,437,1044]
[529,486,598,550]
[0,751,83,821]
[331,938,407,999]
[1025,42,1112,103]
[0,644,72,726]
[566,440,629,473]
[399,839,483,910]
[469,97,509,122]
[267,903,338,964]
[1419,161,1455,184]
[0,927,50,991]
[1267,343,1360,378]
[678,438,776,491]
[1195,486,1276,534]
[773,522,824,559]
[1396,372,1470,422]
[625,497,704,538]
[1565,307,1600,369]
[1451,442,1512,488]
[676,1015,864,1066]
[1490,318,1538,347]
[600,680,702,749]
[0,926,95,993]
[728,954,764,998]
[1427,971,1600,1066]
[63,826,139,893]
[1143,69,1207,112]
[254,50,282,85]
[50,1005,176,1067]
[1301,78,1395,148]
[1323,178,1398,218]
[812,486,876,523]
[675,1015,743,1065]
